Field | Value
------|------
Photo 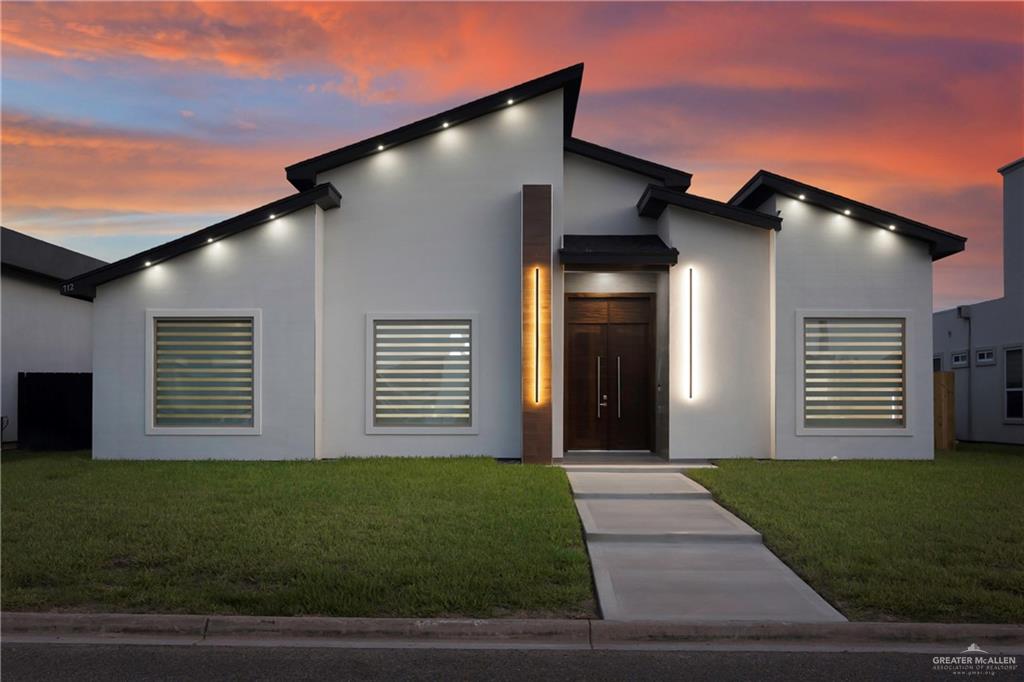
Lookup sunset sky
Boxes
[2,2,1021,310]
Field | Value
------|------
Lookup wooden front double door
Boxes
[565,295,654,451]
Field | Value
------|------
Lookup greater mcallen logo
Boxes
[932,644,1018,676]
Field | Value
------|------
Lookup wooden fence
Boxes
[933,371,956,451]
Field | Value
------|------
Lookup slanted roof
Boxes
[286,64,585,191]
[729,170,966,260]
[637,184,782,231]
[559,234,679,270]
[564,137,692,191]
[60,183,341,301]
[998,157,1024,175]
[1,226,106,282]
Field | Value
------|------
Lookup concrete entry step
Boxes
[574,497,761,543]
[588,540,847,623]
[568,472,711,500]
[560,464,715,474]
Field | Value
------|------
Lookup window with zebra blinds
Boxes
[153,316,255,428]
[372,318,473,428]
[803,317,905,429]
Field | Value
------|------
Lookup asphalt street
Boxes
[5,643,1014,682]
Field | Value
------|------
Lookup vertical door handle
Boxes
[617,355,622,419]
[596,355,602,418]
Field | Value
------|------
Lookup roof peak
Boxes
[286,63,584,190]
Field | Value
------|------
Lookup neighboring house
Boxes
[933,159,1024,445]
[1,227,106,444]
[59,64,967,462]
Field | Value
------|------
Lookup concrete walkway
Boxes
[565,470,847,623]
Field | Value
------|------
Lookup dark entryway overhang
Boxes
[559,234,679,271]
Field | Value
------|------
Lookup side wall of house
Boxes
[934,301,1024,445]
[657,207,772,459]
[317,90,565,459]
[774,197,934,459]
[91,206,320,459]
[1,269,95,442]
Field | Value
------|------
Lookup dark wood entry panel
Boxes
[565,295,653,451]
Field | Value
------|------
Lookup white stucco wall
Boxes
[1,270,95,442]
[90,206,321,459]
[316,90,565,459]
[657,207,772,459]
[563,152,659,236]
[774,197,934,459]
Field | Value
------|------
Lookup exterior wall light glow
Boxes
[888,224,896,231]
[377,144,384,151]
[798,194,806,200]
[678,265,699,403]
[507,98,514,105]
[144,261,152,267]
[207,237,213,243]
[269,214,276,220]
[442,121,449,128]
[534,267,540,404]
[843,209,852,216]
[688,267,694,400]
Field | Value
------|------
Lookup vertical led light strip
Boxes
[688,267,694,400]
[534,267,540,404]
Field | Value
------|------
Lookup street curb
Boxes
[1,613,589,647]
[1,613,208,638]
[3,612,1023,649]
[589,621,1024,647]
[204,615,590,645]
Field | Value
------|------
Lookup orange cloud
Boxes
[1,111,293,218]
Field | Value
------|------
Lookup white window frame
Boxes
[1004,345,1023,425]
[975,348,996,367]
[145,309,262,436]
[365,312,480,435]
[951,351,969,368]
[795,309,913,437]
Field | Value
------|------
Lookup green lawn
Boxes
[688,444,1024,623]
[1,453,594,618]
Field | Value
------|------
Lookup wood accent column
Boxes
[522,185,553,464]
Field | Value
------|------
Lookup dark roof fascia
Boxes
[637,185,781,231]
[286,64,585,190]
[59,183,341,301]
[729,171,966,260]
[559,234,679,268]
[998,157,1024,175]
[564,137,692,191]
[1,227,107,282]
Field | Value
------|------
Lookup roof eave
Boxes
[286,63,585,190]
[730,171,967,261]
[637,185,782,231]
[564,137,692,191]
[60,183,341,301]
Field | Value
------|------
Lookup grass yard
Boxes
[688,444,1024,623]
[1,453,595,619]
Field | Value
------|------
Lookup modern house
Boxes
[60,64,967,462]
[933,158,1023,445]
[2,227,106,445]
